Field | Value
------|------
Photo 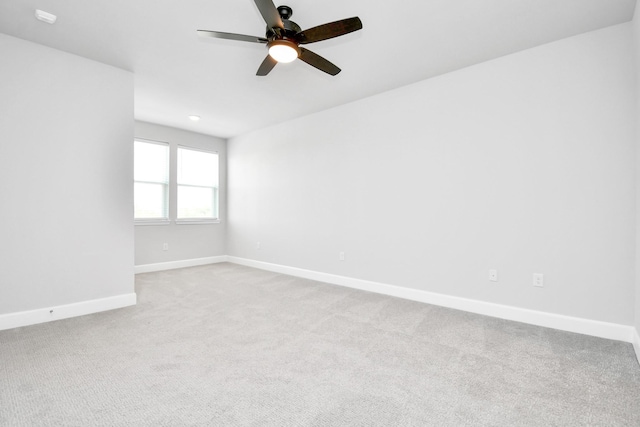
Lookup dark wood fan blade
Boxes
[197,30,268,44]
[254,0,284,29]
[298,47,341,76]
[256,55,277,76]
[296,17,362,44]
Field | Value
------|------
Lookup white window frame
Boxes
[176,145,220,225]
[134,138,170,225]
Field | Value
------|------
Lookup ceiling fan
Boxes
[197,0,363,76]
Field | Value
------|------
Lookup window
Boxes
[134,140,169,221]
[177,146,219,221]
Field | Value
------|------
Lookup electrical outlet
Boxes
[162,243,169,251]
[256,241,261,250]
[339,252,345,261]
[533,273,544,287]
[489,269,498,282]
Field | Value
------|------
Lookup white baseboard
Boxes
[135,255,228,274]
[227,256,635,343]
[633,329,640,366]
[0,293,137,332]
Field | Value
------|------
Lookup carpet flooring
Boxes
[1,263,639,426]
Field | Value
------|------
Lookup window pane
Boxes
[178,148,218,187]
[134,182,168,219]
[178,186,216,219]
[134,141,169,183]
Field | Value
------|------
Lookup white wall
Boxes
[633,4,640,337]
[0,34,134,314]
[228,23,636,326]
[134,121,226,266]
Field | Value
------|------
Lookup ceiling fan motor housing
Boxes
[266,6,301,40]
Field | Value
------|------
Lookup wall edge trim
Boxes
[0,293,137,332]
[633,328,640,366]
[227,256,634,343]
[134,256,228,274]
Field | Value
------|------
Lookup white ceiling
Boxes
[0,0,636,138]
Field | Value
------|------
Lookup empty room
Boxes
[1,0,640,425]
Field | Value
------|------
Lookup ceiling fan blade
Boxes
[256,55,277,76]
[197,30,267,44]
[297,17,362,44]
[298,47,341,76]
[253,0,284,29]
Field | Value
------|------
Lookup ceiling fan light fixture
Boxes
[268,40,300,63]
[197,1,362,75]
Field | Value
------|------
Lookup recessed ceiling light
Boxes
[35,9,57,24]
[189,115,201,122]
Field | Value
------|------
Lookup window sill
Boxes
[135,219,171,226]
[134,219,220,226]
[176,219,221,225]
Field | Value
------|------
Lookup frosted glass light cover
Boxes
[269,44,298,63]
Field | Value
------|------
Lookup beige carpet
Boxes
[1,262,639,426]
